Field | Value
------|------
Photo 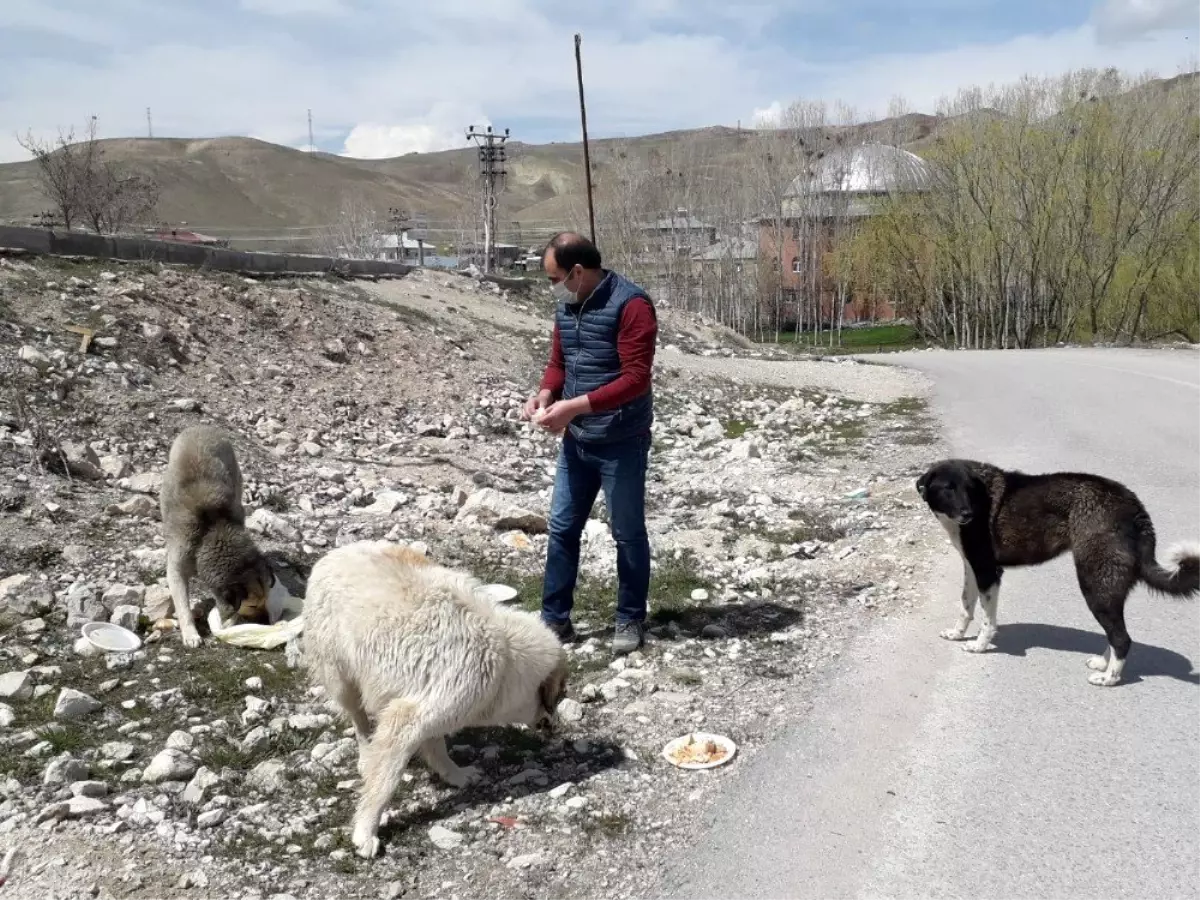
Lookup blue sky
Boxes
[0,0,1195,162]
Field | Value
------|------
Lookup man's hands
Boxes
[521,390,553,422]
[521,392,590,434]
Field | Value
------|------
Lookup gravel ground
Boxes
[0,253,941,900]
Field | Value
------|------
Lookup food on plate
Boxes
[666,734,729,766]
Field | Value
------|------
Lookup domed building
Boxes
[759,142,934,330]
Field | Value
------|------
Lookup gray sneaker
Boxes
[612,620,645,655]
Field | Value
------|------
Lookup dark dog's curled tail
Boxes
[1139,541,1200,598]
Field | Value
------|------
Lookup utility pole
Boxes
[146,107,153,138]
[466,124,510,274]
[307,109,314,153]
[387,207,428,266]
[574,34,596,243]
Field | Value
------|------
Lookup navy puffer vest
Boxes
[556,270,655,444]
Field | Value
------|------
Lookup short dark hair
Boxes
[545,231,602,271]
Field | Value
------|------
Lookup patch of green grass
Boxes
[875,395,938,446]
[722,418,755,439]
[771,323,928,355]
[34,721,89,755]
[769,508,847,544]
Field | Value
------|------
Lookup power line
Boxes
[466,124,510,274]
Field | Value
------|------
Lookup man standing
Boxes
[522,232,657,655]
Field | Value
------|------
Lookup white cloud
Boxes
[0,0,1195,167]
[240,0,350,15]
[1092,0,1198,43]
[751,101,785,127]
[758,20,1196,124]
[342,105,491,157]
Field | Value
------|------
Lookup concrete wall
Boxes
[0,226,413,279]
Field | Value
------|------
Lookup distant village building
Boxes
[758,143,932,329]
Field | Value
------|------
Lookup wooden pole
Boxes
[574,33,596,243]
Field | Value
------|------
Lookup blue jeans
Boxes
[542,432,651,626]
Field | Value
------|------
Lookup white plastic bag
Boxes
[207,579,304,650]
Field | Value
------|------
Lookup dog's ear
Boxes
[538,660,568,716]
[915,469,931,498]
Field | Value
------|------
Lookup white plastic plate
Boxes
[475,583,519,604]
[661,732,737,770]
[81,621,142,653]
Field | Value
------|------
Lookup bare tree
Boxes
[18,118,158,234]
[317,194,385,259]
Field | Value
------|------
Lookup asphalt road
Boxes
[656,347,1200,900]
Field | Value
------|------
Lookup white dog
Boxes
[302,540,569,859]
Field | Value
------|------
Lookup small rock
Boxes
[178,870,209,890]
[507,853,545,870]
[70,780,108,798]
[99,455,132,479]
[0,671,33,701]
[100,741,136,761]
[197,808,226,828]
[564,796,589,810]
[143,585,172,620]
[700,624,730,640]
[141,748,197,784]
[18,345,52,371]
[556,698,584,723]
[246,759,288,794]
[428,824,464,850]
[53,688,102,720]
[691,588,710,602]
[246,508,300,541]
[141,322,166,342]
[182,767,221,806]
[109,496,157,518]
[456,488,547,534]
[166,730,194,752]
[0,704,14,728]
[548,782,574,800]
[44,755,89,785]
[109,605,141,631]
[168,398,201,412]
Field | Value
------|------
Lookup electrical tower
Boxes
[147,107,153,138]
[388,207,427,267]
[307,109,314,154]
[466,124,510,274]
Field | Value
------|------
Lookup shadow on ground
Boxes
[993,622,1199,686]
[648,600,803,641]
[375,730,627,845]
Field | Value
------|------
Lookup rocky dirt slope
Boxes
[0,253,942,900]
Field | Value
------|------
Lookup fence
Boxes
[0,226,413,278]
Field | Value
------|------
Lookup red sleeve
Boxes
[586,297,657,413]
[538,323,565,398]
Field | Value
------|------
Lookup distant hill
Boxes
[0,71,1192,248]
[0,118,943,243]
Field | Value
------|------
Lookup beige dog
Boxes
[303,540,569,859]
[160,424,275,648]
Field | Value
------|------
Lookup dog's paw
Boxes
[939,628,968,641]
[442,765,482,789]
[1086,655,1109,672]
[351,827,381,859]
[1088,671,1120,687]
[961,641,990,654]
[180,629,203,649]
